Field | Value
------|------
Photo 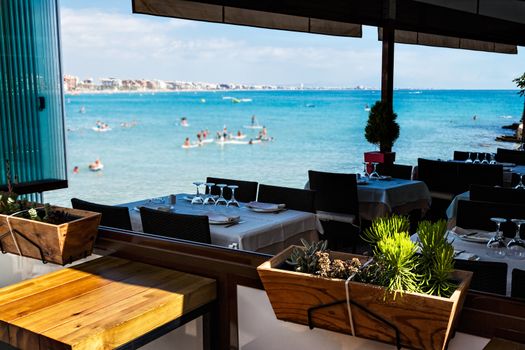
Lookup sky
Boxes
[60,0,525,89]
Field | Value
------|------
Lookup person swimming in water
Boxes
[183,137,191,147]
[180,117,189,127]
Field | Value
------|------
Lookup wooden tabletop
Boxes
[0,256,216,350]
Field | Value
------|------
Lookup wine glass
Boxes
[508,219,525,259]
[362,162,370,179]
[473,153,481,164]
[481,153,489,164]
[465,152,473,163]
[191,181,204,205]
[215,184,228,205]
[369,162,380,179]
[487,217,507,258]
[515,175,525,190]
[203,183,216,205]
[489,153,497,165]
[226,185,240,207]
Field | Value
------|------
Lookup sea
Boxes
[45,89,523,206]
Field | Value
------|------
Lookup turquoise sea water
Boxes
[46,90,523,206]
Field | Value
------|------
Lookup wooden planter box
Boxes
[257,246,472,350]
[0,207,101,265]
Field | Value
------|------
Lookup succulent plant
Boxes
[18,204,78,224]
[286,239,328,274]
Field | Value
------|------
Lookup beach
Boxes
[46,89,522,206]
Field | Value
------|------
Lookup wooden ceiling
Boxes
[133,0,525,50]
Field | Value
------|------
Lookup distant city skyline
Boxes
[61,0,525,89]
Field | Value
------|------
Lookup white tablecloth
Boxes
[358,178,431,220]
[120,194,319,254]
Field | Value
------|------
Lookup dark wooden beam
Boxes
[0,179,68,195]
[135,0,525,46]
[381,25,395,110]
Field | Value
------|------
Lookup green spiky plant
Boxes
[417,220,456,298]
[375,231,420,298]
[362,215,410,246]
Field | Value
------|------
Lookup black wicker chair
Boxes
[71,198,132,230]
[470,184,525,205]
[257,184,315,213]
[205,177,258,203]
[456,162,503,192]
[308,170,360,251]
[454,259,507,296]
[140,207,211,244]
[512,268,525,300]
[376,163,413,180]
[453,151,488,162]
[456,199,525,237]
[496,148,525,165]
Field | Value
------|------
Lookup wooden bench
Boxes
[0,256,217,349]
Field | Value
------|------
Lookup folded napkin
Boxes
[450,226,493,242]
[207,212,240,223]
[246,201,285,211]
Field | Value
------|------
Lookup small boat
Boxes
[232,134,247,140]
[200,138,214,144]
[200,98,206,103]
[243,125,263,130]
[240,98,252,102]
[231,98,241,103]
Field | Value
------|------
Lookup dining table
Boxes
[413,227,525,296]
[357,177,431,221]
[120,194,320,255]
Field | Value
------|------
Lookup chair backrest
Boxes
[512,268,525,300]
[417,158,503,195]
[308,170,359,218]
[205,177,258,203]
[139,207,211,243]
[456,162,503,191]
[376,163,413,180]
[456,199,525,237]
[496,148,525,165]
[257,184,315,213]
[417,158,458,193]
[453,151,488,162]
[454,259,507,295]
[470,184,525,205]
[71,198,132,230]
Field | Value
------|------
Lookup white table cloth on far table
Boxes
[121,194,320,255]
[357,178,431,221]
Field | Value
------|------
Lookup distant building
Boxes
[100,77,122,90]
[63,75,79,91]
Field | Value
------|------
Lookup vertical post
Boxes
[381,26,395,110]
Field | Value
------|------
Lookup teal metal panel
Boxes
[0,0,67,194]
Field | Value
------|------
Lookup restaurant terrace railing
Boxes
[95,226,525,349]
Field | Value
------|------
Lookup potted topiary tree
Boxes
[364,100,400,167]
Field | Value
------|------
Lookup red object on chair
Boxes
[364,151,396,172]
